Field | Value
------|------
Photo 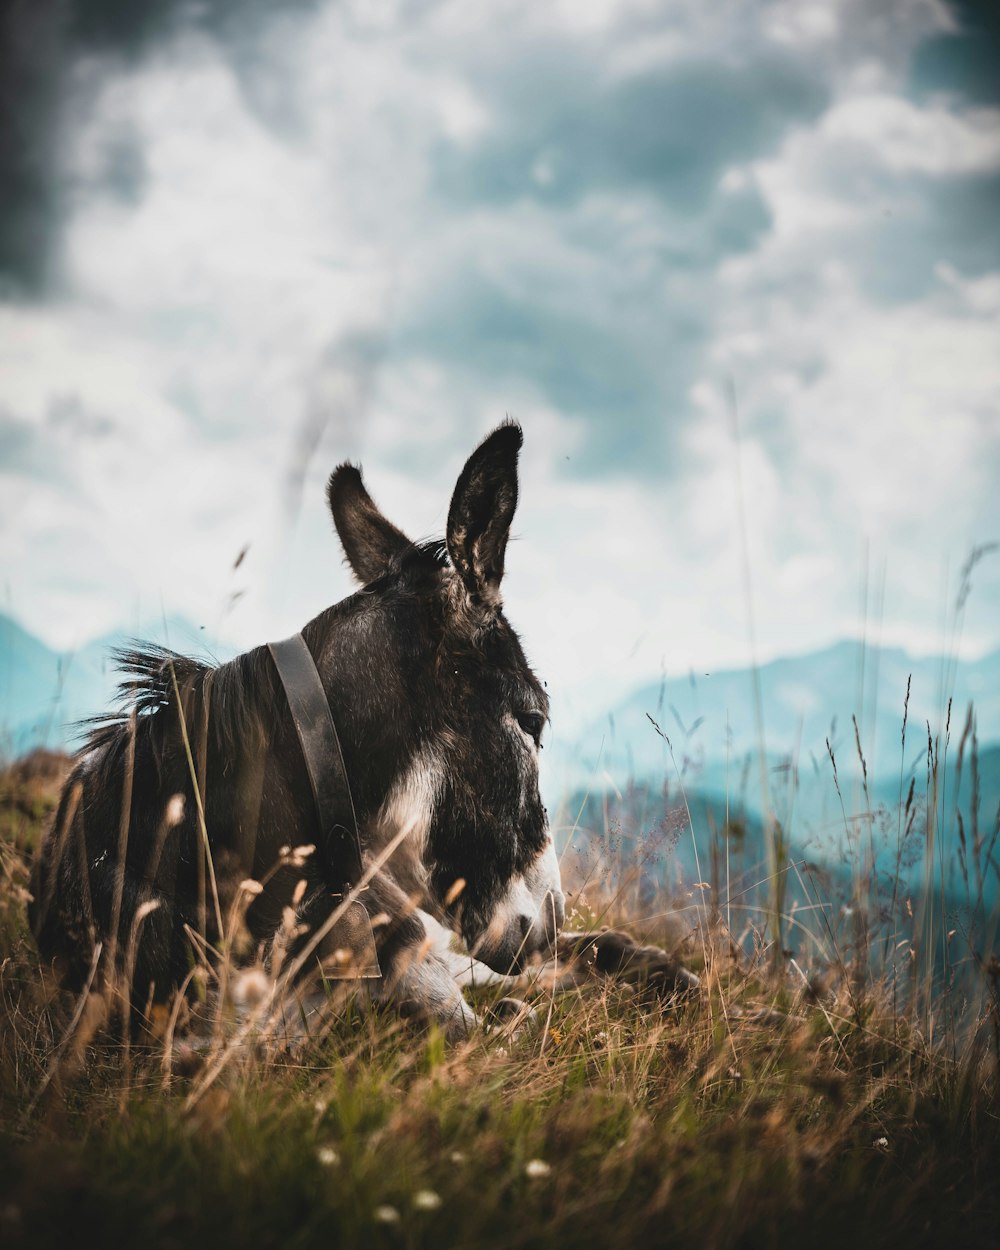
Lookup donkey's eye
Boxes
[516,711,545,747]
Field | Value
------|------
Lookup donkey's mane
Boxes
[78,642,280,764]
[78,537,451,764]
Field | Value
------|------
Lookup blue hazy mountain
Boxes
[560,639,1000,799]
[0,613,234,758]
[551,641,1000,927]
[557,746,999,887]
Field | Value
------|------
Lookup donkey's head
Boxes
[323,423,564,972]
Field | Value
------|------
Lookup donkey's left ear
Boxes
[328,464,413,585]
[447,421,522,612]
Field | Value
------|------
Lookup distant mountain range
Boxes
[557,746,1000,890]
[549,638,999,802]
[546,638,1000,926]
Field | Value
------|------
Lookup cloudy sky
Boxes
[1,0,998,730]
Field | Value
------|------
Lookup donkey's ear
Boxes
[446,421,522,611]
[327,464,412,585]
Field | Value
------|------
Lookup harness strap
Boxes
[267,633,365,890]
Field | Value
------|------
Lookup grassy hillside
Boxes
[1,750,999,1250]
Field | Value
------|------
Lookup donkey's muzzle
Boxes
[472,834,565,973]
[477,885,565,974]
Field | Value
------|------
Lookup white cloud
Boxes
[763,0,948,76]
[936,263,1000,313]
[707,253,1000,659]
[764,2,839,47]
[819,95,1000,175]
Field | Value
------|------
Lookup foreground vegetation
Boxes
[1,751,999,1250]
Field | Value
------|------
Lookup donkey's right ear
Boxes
[446,421,522,612]
[327,464,412,586]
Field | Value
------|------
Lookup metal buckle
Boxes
[318,898,382,980]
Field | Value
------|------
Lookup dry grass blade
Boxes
[23,940,103,1121]
[181,818,416,1110]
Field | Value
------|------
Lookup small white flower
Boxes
[165,793,186,826]
[317,1145,340,1166]
[525,1159,551,1179]
[874,1136,889,1150]
[374,1205,401,1224]
[450,1150,468,1165]
[412,1189,442,1211]
[231,968,271,1008]
[313,1098,328,1116]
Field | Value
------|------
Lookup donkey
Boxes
[29,422,565,1039]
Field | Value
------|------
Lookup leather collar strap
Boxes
[267,633,364,891]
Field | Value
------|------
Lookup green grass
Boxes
[1,752,999,1250]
